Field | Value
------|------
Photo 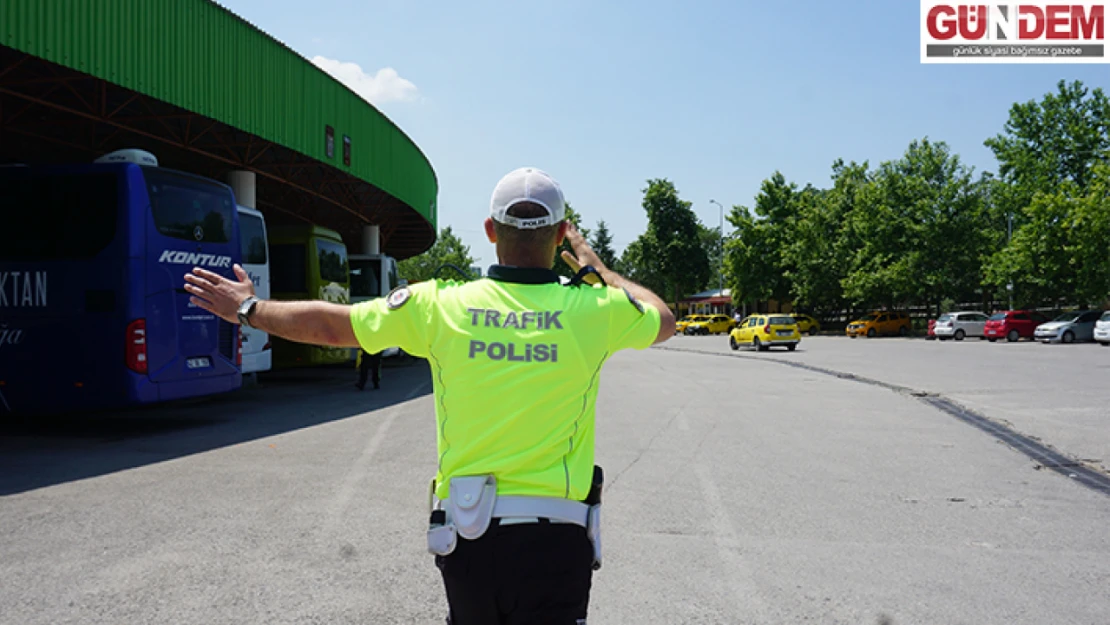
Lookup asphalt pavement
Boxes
[1,339,1107,624]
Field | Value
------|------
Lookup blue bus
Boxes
[0,150,243,415]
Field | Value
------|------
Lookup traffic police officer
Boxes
[182,166,677,624]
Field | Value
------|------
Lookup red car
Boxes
[983,310,1050,342]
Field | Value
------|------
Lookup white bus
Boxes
[237,205,272,375]
[349,252,401,358]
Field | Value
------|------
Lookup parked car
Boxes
[685,314,735,335]
[983,310,1050,342]
[675,314,709,335]
[933,311,990,341]
[729,314,801,351]
[1095,310,1110,346]
[1033,310,1102,343]
[791,313,821,336]
[845,311,911,338]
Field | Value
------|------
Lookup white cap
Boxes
[489,167,566,229]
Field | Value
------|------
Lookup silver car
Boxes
[1095,310,1110,346]
[1034,310,1102,344]
[933,311,990,341]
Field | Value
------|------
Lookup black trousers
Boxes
[435,518,594,625]
[357,350,381,389]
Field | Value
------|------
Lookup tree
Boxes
[724,172,803,306]
[640,179,710,306]
[617,233,667,296]
[588,219,618,270]
[696,221,723,293]
[841,138,991,312]
[397,226,476,282]
[782,159,868,313]
[985,162,1110,308]
[983,79,1110,307]
[985,79,1110,199]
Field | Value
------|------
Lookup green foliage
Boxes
[985,163,1110,308]
[617,233,667,296]
[589,219,618,269]
[984,79,1110,199]
[981,79,1110,308]
[724,172,804,306]
[844,139,992,310]
[397,226,476,282]
[782,160,866,312]
[640,179,711,304]
[696,221,724,293]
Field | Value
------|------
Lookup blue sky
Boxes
[219,0,1110,268]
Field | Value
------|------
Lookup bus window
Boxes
[271,244,306,292]
[144,169,234,243]
[239,211,268,264]
[350,258,381,298]
[0,171,117,260]
[316,238,348,283]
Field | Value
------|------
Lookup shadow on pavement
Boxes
[0,357,433,496]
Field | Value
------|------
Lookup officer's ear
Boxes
[554,220,570,246]
[484,217,497,243]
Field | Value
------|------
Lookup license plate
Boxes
[186,357,211,369]
[776,330,792,336]
[987,330,996,335]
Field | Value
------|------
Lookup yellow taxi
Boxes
[729,314,801,351]
[845,311,912,338]
[684,314,736,335]
[791,313,821,336]
[675,314,710,334]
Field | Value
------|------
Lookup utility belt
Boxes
[426,466,604,571]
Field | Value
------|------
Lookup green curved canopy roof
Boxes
[0,0,438,256]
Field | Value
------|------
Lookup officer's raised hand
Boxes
[560,223,605,285]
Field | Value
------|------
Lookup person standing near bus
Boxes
[355,347,382,390]
[183,166,676,624]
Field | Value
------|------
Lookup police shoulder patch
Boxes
[623,287,645,314]
[386,285,412,310]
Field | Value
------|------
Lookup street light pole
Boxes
[709,199,724,295]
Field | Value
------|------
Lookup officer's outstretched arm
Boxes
[183,265,360,348]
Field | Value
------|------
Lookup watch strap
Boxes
[237,296,260,327]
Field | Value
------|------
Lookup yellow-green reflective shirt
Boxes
[349,265,661,501]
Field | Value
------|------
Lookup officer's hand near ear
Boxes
[560,223,675,342]
[560,223,604,285]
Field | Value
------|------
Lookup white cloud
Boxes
[310,55,419,106]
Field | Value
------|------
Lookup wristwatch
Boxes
[237,296,261,328]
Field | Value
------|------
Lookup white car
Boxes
[933,311,990,341]
[1034,310,1101,344]
[1095,310,1110,346]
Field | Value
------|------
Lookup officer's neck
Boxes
[496,250,556,270]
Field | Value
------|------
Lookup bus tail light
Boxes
[126,319,147,374]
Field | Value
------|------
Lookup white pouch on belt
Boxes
[426,519,457,556]
[447,474,498,540]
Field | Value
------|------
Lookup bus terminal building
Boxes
[0,0,438,415]
[0,0,438,258]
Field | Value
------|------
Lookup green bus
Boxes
[267,223,351,368]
